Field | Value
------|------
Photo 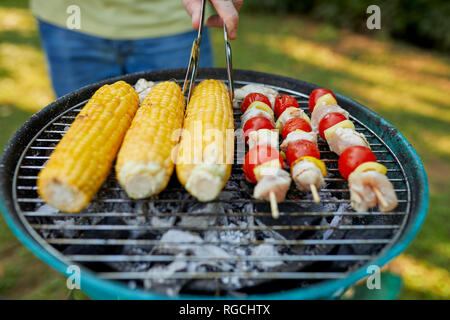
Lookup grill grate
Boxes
[11,79,411,294]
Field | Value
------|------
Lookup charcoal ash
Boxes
[102,188,356,297]
[32,178,371,297]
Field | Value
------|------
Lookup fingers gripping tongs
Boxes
[182,0,234,105]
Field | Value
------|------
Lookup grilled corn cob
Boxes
[176,80,234,201]
[116,81,185,199]
[37,81,140,212]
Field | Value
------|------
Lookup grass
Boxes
[0,2,449,299]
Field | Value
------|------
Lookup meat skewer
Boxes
[240,94,289,218]
[242,91,327,206]
[285,140,327,203]
[274,94,327,203]
[309,88,398,212]
[242,145,291,219]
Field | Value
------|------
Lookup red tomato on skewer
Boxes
[318,112,347,140]
[243,145,284,183]
[285,140,320,166]
[309,88,336,113]
[338,146,377,179]
[243,117,275,142]
[240,93,272,113]
[282,118,312,140]
[274,94,299,118]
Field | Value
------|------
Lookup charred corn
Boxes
[176,80,234,201]
[116,81,185,199]
[37,81,139,212]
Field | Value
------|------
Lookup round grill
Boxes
[0,68,427,299]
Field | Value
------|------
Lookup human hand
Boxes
[182,0,243,40]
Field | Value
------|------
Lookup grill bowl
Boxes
[0,68,428,299]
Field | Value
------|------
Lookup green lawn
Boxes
[0,1,449,299]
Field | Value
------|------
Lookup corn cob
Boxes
[176,79,234,201]
[37,81,140,212]
[116,81,185,199]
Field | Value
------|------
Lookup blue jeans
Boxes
[37,19,214,97]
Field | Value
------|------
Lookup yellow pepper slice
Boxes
[254,159,282,181]
[291,156,327,177]
[247,101,274,119]
[314,93,337,109]
[323,119,355,142]
[353,161,387,175]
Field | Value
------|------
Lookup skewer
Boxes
[269,191,279,219]
[373,186,388,208]
[310,184,320,204]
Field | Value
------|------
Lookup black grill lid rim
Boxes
[0,68,428,299]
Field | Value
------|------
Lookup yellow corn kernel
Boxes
[37,81,140,212]
[324,119,355,142]
[353,161,387,175]
[176,79,234,201]
[291,156,327,177]
[116,81,185,199]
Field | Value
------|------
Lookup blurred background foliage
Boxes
[0,0,449,299]
[244,0,450,52]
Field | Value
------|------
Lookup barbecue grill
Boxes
[0,68,428,299]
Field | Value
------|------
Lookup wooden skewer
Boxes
[373,186,388,208]
[310,184,320,204]
[269,191,279,219]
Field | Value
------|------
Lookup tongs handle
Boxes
[223,24,234,103]
[183,0,234,105]
[183,0,206,104]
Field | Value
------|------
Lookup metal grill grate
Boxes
[11,79,411,294]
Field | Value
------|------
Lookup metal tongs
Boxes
[182,0,234,104]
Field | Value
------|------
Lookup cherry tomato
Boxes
[338,146,377,179]
[274,94,299,118]
[309,88,336,113]
[282,118,312,140]
[318,112,347,140]
[243,116,275,142]
[243,145,284,183]
[285,140,320,166]
[240,93,272,113]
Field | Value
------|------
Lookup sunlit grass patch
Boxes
[0,43,54,112]
[0,7,35,32]
[391,255,450,300]
[0,6,54,113]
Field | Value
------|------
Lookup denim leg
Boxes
[124,28,215,74]
[37,19,123,97]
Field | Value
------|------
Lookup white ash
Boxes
[151,216,176,228]
[37,203,59,214]
[131,191,352,296]
[251,243,283,269]
[35,203,105,239]
[33,176,353,297]
[178,202,222,228]
[323,202,350,240]
[133,201,293,296]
